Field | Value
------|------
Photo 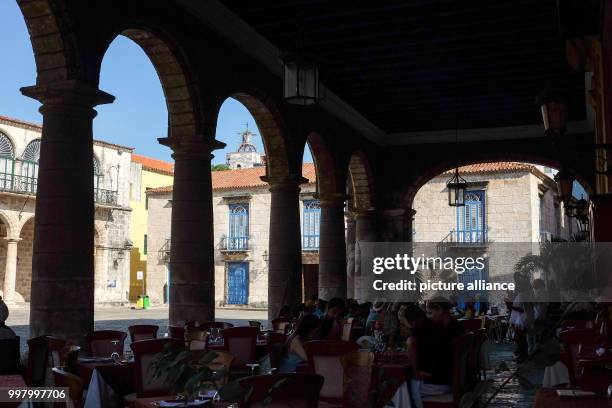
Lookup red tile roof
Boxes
[443,162,535,175]
[132,153,174,175]
[147,163,316,195]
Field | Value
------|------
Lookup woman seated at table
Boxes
[409,297,465,408]
[278,314,321,373]
[0,297,16,339]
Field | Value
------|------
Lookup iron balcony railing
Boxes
[302,234,320,250]
[0,171,118,205]
[440,229,488,246]
[220,236,249,251]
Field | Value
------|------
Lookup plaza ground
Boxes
[6,303,539,407]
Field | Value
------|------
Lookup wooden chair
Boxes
[271,318,291,334]
[422,333,473,408]
[128,325,159,342]
[237,373,324,408]
[46,336,66,368]
[168,325,185,340]
[130,338,184,398]
[340,350,375,408]
[559,328,598,387]
[0,336,21,375]
[222,327,259,376]
[249,321,263,331]
[186,321,234,331]
[303,340,359,404]
[459,318,483,332]
[186,329,208,351]
[52,367,84,408]
[85,330,127,357]
[341,318,354,342]
[266,332,287,370]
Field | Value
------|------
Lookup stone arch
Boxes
[229,92,293,181]
[306,132,346,196]
[409,156,594,205]
[99,27,202,140]
[17,0,80,84]
[0,211,18,239]
[348,151,375,211]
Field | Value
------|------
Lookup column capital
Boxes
[4,237,21,243]
[354,207,376,219]
[317,192,347,207]
[21,80,115,113]
[262,174,308,192]
[159,137,226,160]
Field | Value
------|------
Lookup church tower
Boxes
[226,124,264,169]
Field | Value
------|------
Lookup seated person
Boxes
[402,304,427,350]
[321,297,346,340]
[278,314,321,373]
[0,297,16,339]
[410,297,465,408]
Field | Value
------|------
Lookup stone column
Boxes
[591,194,612,242]
[2,238,20,304]
[93,245,107,303]
[381,207,416,242]
[345,213,356,299]
[354,209,377,302]
[21,80,114,342]
[265,175,305,321]
[318,193,347,300]
[159,137,225,325]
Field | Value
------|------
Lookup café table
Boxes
[533,388,609,408]
[375,353,411,407]
[134,395,227,407]
[76,357,135,397]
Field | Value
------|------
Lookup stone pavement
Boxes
[7,304,540,407]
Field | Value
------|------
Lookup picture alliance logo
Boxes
[371,254,486,275]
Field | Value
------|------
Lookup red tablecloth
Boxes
[533,388,609,408]
[76,359,135,396]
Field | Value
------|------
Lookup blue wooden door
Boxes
[456,190,485,243]
[227,262,249,305]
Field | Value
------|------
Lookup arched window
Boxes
[93,155,102,190]
[20,139,40,193]
[22,139,41,162]
[228,204,249,250]
[0,132,15,190]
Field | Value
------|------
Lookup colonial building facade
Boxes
[0,115,133,304]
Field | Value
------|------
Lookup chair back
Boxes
[85,330,127,357]
[341,318,354,341]
[237,373,324,408]
[131,338,184,398]
[168,325,186,340]
[459,318,483,332]
[46,336,66,368]
[303,340,359,403]
[186,329,208,351]
[249,321,262,331]
[63,346,81,374]
[0,336,21,375]
[341,351,375,407]
[52,367,84,408]
[559,328,598,387]
[128,325,159,342]
[187,321,234,331]
[222,327,259,369]
[271,318,291,334]
[266,332,287,370]
[27,335,50,386]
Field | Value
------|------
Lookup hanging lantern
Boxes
[564,200,577,218]
[536,89,568,137]
[575,195,589,220]
[578,215,589,234]
[554,169,574,203]
[447,168,467,207]
[282,53,319,105]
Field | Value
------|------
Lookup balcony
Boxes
[441,229,488,246]
[158,239,171,261]
[302,234,319,251]
[0,171,118,205]
[219,236,249,252]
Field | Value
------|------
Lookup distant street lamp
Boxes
[447,168,467,207]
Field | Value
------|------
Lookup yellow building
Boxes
[128,154,174,301]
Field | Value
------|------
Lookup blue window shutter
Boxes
[302,200,321,249]
[456,190,486,243]
[228,204,249,249]
[227,262,249,304]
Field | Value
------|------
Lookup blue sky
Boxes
[0,1,310,165]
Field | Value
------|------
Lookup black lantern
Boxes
[282,53,319,105]
[578,215,589,234]
[447,168,467,207]
[575,196,589,220]
[564,200,577,218]
[554,169,574,203]
[536,89,568,137]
